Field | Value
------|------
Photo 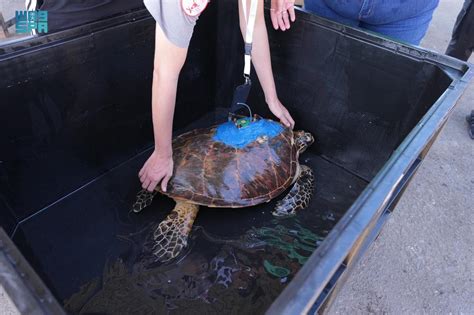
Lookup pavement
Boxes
[0,0,472,314]
[0,286,17,315]
[0,0,27,40]
[0,0,21,19]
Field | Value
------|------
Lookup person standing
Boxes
[446,0,473,61]
[139,0,295,192]
[446,0,473,139]
[270,0,440,45]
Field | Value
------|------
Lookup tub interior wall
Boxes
[0,5,218,233]
[0,1,453,311]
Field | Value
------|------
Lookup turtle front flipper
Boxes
[152,201,199,262]
[273,165,314,216]
[132,189,157,213]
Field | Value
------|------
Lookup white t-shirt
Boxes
[143,0,204,48]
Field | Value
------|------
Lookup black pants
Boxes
[446,0,473,61]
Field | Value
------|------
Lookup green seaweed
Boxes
[263,260,290,278]
[252,222,325,266]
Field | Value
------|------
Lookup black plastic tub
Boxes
[0,2,472,314]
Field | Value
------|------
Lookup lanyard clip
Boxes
[244,73,251,85]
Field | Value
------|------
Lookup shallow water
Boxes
[64,219,324,314]
[13,150,367,314]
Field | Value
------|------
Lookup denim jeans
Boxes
[304,0,440,45]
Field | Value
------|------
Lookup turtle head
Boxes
[294,131,314,153]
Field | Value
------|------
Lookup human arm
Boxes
[239,0,295,128]
[139,23,188,192]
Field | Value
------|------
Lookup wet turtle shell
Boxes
[158,121,299,208]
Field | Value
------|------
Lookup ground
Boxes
[0,1,472,314]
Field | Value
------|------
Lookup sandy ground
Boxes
[0,0,473,314]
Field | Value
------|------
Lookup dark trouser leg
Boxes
[446,0,474,61]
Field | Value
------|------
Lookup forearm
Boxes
[239,0,279,102]
[140,23,190,192]
[151,71,178,156]
[252,17,279,102]
[150,23,188,156]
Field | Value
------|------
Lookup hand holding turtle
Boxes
[139,150,174,192]
[270,0,296,31]
[267,97,295,129]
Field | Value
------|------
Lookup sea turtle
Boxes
[132,116,315,262]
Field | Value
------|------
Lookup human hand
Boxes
[270,0,296,31]
[267,97,295,129]
[139,150,174,192]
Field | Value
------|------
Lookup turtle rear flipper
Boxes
[132,189,157,213]
[152,201,199,262]
[273,165,314,216]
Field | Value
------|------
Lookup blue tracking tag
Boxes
[213,119,284,149]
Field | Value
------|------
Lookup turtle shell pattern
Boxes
[158,125,298,207]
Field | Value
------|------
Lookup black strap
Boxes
[230,76,252,113]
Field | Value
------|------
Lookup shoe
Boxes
[466,110,474,140]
